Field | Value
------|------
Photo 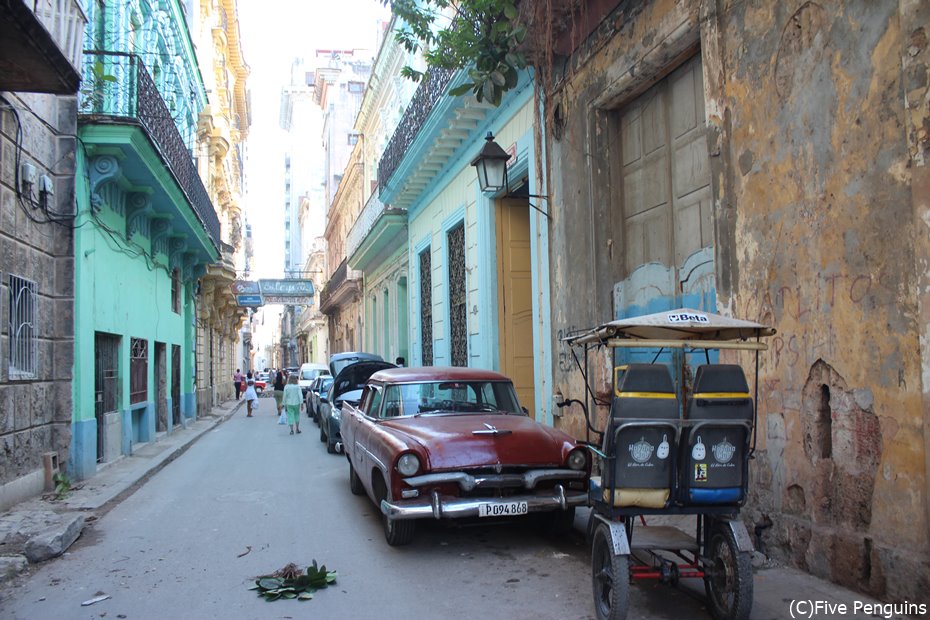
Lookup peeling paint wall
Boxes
[544,0,930,599]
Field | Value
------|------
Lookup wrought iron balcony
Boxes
[0,0,87,93]
[79,50,221,248]
[346,192,407,272]
[377,67,454,191]
[318,257,363,315]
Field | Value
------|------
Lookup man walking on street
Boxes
[234,368,243,400]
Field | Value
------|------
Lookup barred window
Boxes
[8,275,37,378]
[130,337,148,404]
[419,247,432,365]
[448,222,467,366]
[171,268,181,314]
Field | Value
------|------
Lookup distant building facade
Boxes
[191,0,251,414]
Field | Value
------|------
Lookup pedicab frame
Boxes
[561,309,775,620]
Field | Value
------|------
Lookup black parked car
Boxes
[319,357,394,454]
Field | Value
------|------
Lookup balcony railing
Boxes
[346,192,385,260]
[33,0,87,70]
[79,50,221,248]
[377,67,454,191]
[319,258,347,310]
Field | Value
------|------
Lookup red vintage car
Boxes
[340,366,589,546]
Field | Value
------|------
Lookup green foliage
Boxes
[52,472,71,498]
[249,561,338,602]
[383,0,527,106]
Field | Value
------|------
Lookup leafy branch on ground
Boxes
[52,472,71,499]
[383,0,526,106]
[248,561,337,601]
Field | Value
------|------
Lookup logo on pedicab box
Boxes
[629,437,654,464]
[694,463,708,482]
[712,438,736,464]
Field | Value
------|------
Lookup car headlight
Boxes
[567,448,587,471]
[396,453,421,477]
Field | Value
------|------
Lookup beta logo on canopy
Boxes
[667,312,709,324]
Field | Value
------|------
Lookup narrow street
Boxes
[3,396,602,619]
[0,394,887,620]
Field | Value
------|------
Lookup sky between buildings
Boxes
[238,0,390,280]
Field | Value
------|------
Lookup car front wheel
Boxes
[349,461,364,495]
[376,475,415,546]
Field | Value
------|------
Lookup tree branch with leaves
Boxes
[383,0,527,106]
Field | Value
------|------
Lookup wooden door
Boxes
[496,199,536,418]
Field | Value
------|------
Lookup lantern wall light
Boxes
[470,132,549,219]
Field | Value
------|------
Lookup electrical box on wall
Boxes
[20,162,37,187]
[38,175,54,195]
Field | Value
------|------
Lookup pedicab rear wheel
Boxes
[591,522,629,620]
[704,526,753,620]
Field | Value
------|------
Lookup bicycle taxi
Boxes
[561,308,775,620]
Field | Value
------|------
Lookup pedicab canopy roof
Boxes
[562,308,776,349]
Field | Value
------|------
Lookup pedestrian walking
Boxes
[243,379,258,417]
[273,370,286,415]
[233,368,243,400]
[283,374,302,435]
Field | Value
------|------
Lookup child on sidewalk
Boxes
[243,379,258,417]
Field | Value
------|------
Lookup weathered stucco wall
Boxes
[545,0,929,599]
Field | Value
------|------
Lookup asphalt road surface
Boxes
[1,396,711,620]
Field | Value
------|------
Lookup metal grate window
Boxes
[171,268,181,314]
[130,337,148,404]
[419,247,432,365]
[448,223,467,366]
[8,275,37,378]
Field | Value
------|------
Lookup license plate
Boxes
[477,501,528,518]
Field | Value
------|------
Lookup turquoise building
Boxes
[71,0,218,478]
[377,68,555,425]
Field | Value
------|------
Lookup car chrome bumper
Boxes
[380,484,587,521]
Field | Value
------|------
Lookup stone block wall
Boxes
[0,91,75,504]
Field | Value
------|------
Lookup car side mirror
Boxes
[521,406,529,415]
[320,395,329,403]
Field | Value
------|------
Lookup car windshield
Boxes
[380,381,522,417]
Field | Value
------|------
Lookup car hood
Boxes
[380,414,576,469]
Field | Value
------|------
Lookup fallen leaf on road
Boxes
[237,545,252,558]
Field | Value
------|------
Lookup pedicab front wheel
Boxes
[704,525,753,620]
[591,522,630,620]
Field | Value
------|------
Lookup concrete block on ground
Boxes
[23,514,84,563]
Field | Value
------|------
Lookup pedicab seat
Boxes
[600,364,680,509]
[682,364,753,505]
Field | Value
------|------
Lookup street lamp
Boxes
[470,132,511,193]
[470,132,550,218]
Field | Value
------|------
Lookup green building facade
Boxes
[71,0,218,479]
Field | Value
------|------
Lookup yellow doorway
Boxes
[496,198,536,418]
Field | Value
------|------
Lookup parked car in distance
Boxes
[340,366,590,546]
[253,378,266,394]
[319,358,395,455]
[298,363,330,399]
[306,375,334,422]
